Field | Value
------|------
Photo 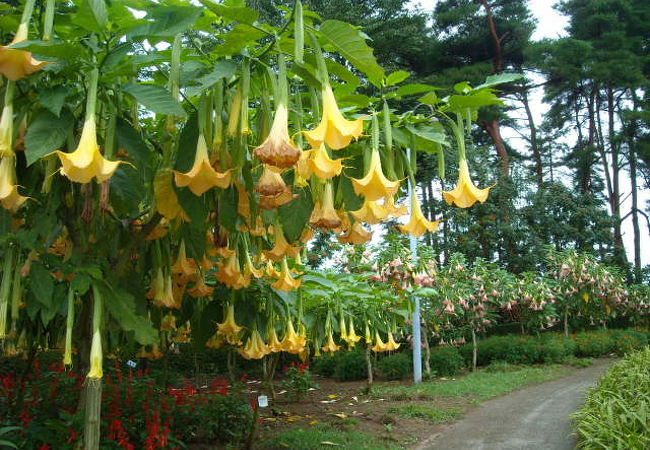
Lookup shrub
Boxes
[610,330,647,355]
[376,352,412,381]
[573,347,650,448]
[333,351,367,381]
[429,346,464,376]
[312,353,337,378]
[572,331,616,357]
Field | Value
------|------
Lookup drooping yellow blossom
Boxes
[294,149,313,187]
[338,221,372,245]
[216,254,249,289]
[258,189,296,210]
[321,330,340,353]
[0,156,27,211]
[239,330,269,360]
[352,149,400,201]
[217,303,243,336]
[344,318,361,347]
[243,252,263,280]
[254,104,301,168]
[385,331,400,351]
[398,191,442,237]
[171,241,198,284]
[174,134,231,195]
[154,170,189,221]
[55,117,122,184]
[351,198,388,224]
[383,195,408,218]
[87,329,103,378]
[267,326,283,353]
[442,159,492,208]
[160,314,177,332]
[264,260,281,279]
[187,275,214,298]
[309,144,343,180]
[371,331,388,353]
[339,314,348,341]
[300,227,314,243]
[255,164,288,197]
[271,258,302,291]
[237,182,251,217]
[0,23,46,81]
[0,103,15,158]
[304,84,365,150]
[281,319,306,354]
[206,332,225,349]
[309,182,342,230]
[264,225,301,262]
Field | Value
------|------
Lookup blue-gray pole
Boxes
[408,149,422,384]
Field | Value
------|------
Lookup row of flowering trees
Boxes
[0,0,516,447]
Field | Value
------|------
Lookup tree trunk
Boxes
[521,89,543,188]
[471,328,477,371]
[482,119,510,177]
[364,346,373,394]
[422,324,431,378]
[564,307,569,337]
[627,92,642,282]
[607,86,627,267]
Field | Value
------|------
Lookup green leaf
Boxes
[98,282,158,345]
[122,83,187,118]
[200,0,259,24]
[318,20,385,86]
[474,73,523,91]
[385,70,410,86]
[37,86,70,117]
[25,109,74,166]
[110,166,146,217]
[87,0,108,29]
[71,273,91,296]
[129,5,202,38]
[176,189,209,225]
[193,60,237,90]
[279,187,313,243]
[447,89,502,113]
[29,262,54,309]
[115,118,152,167]
[396,83,438,97]
[8,40,83,60]
[215,24,266,56]
[220,186,238,232]
[174,112,199,172]
[418,91,439,105]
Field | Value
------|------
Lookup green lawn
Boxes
[260,424,402,450]
[387,404,463,423]
[373,365,571,401]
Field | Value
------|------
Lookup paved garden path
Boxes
[417,359,614,450]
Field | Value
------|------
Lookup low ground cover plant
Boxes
[573,347,650,449]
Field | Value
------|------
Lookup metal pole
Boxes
[408,149,422,384]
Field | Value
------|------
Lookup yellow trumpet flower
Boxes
[0,23,46,81]
[87,329,103,378]
[264,225,301,262]
[216,254,249,289]
[271,258,302,291]
[174,134,231,195]
[255,164,288,197]
[243,252,263,280]
[294,149,313,187]
[267,326,283,353]
[352,149,400,201]
[442,159,492,208]
[351,198,388,224]
[154,170,189,221]
[258,189,296,210]
[0,103,15,158]
[187,275,214,298]
[385,331,400,351]
[160,314,177,332]
[0,156,27,211]
[321,331,340,353]
[309,182,342,230]
[304,84,365,150]
[281,319,306,354]
[309,144,343,180]
[345,318,361,346]
[171,241,198,284]
[254,104,301,168]
[55,117,122,184]
[398,191,442,237]
[371,331,388,353]
[339,314,348,341]
[217,303,243,336]
[338,221,372,245]
[206,332,225,349]
[239,330,269,360]
[383,195,408,218]
[264,260,281,279]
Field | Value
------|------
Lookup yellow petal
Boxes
[264,225,301,261]
[304,84,365,150]
[255,164,288,197]
[309,182,342,230]
[442,159,493,208]
[0,156,27,211]
[254,104,301,168]
[154,169,188,220]
[0,24,47,81]
[217,303,243,336]
[351,198,388,224]
[174,134,231,195]
[309,144,343,180]
[338,222,372,245]
[352,149,400,201]
[398,192,441,237]
[271,258,302,292]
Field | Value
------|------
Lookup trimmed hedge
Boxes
[573,347,650,448]
[429,346,464,376]
[376,352,412,380]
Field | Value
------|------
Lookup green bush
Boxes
[573,347,650,448]
[333,351,368,381]
[312,353,337,377]
[610,330,648,355]
[429,346,464,376]
[572,331,616,357]
[376,352,412,381]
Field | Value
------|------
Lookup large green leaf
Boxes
[110,166,146,217]
[25,109,74,166]
[115,118,152,167]
[385,70,410,86]
[215,24,266,56]
[38,86,71,117]
[318,20,385,86]
[200,0,259,24]
[279,187,313,243]
[473,73,524,91]
[192,60,237,91]
[219,185,238,233]
[447,89,502,113]
[129,4,202,38]
[29,262,54,310]
[396,83,438,97]
[87,0,108,29]
[8,40,84,60]
[122,83,187,118]
[98,282,158,345]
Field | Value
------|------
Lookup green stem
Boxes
[42,0,55,41]
[85,68,99,123]
[20,0,37,25]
